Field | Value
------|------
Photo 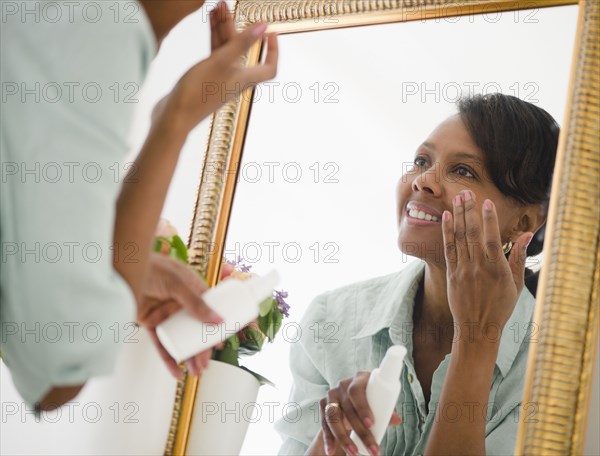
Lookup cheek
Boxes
[396,175,412,207]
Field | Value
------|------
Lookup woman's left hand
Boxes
[138,254,232,378]
[441,189,533,344]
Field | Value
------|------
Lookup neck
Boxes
[414,262,454,336]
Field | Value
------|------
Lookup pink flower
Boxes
[155,219,177,255]
[155,218,177,238]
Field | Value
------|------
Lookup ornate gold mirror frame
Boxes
[165,1,599,454]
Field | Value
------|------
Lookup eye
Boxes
[414,156,428,168]
[455,165,476,179]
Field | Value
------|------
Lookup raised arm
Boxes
[114,6,278,303]
[40,4,278,410]
[425,190,532,454]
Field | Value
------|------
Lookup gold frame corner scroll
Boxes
[165,1,599,454]
[516,1,600,454]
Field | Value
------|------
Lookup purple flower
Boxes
[226,256,252,273]
[224,256,290,317]
[274,289,290,318]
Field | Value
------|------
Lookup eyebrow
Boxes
[421,142,484,164]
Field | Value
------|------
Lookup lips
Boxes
[406,201,443,223]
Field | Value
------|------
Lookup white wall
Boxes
[3,3,598,455]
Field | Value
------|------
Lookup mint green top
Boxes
[275,260,536,455]
[1,1,155,405]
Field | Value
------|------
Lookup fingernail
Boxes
[464,190,472,201]
[252,22,268,37]
[173,367,183,380]
[442,210,450,222]
[348,444,359,456]
[206,309,224,323]
[454,195,462,206]
[483,199,493,211]
[363,417,373,428]
[369,445,380,456]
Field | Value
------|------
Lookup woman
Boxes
[275,93,558,455]
[2,1,277,410]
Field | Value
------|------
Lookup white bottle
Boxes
[156,270,279,363]
[350,345,407,455]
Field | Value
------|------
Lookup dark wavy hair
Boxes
[457,93,560,257]
[457,94,560,296]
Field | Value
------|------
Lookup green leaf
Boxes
[263,310,283,341]
[239,366,275,387]
[247,326,266,347]
[213,335,240,366]
[226,334,240,351]
[259,297,274,317]
[239,326,265,355]
[257,306,284,342]
[270,310,283,341]
[153,238,164,253]
[258,312,270,337]
[238,345,261,356]
[213,345,240,367]
[170,235,189,263]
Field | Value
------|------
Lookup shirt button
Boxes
[420,414,425,423]
[408,373,414,383]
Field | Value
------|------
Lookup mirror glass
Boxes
[221,6,579,455]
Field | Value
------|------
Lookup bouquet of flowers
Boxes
[154,220,290,385]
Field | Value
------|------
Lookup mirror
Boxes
[171,1,599,455]
[225,7,578,455]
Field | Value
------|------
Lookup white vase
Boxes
[186,360,261,455]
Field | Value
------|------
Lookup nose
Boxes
[412,165,442,196]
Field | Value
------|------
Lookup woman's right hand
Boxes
[319,372,402,456]
[153,1,278,137]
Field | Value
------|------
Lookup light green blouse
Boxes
[1,1,155,405]
[275,260,536,455]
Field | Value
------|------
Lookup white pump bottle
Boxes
[156,270,279,363]
[350,345,407,455]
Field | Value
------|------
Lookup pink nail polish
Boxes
[483,199,493,211]
[464,190,472,201]
[454,195,462,206]
[443,211,450,222]
[207,309,224,324]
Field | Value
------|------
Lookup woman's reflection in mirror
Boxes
[276,93,559,456]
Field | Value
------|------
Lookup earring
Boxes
[502,240,514,255]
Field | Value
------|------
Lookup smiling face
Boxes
[397,114,530,264]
